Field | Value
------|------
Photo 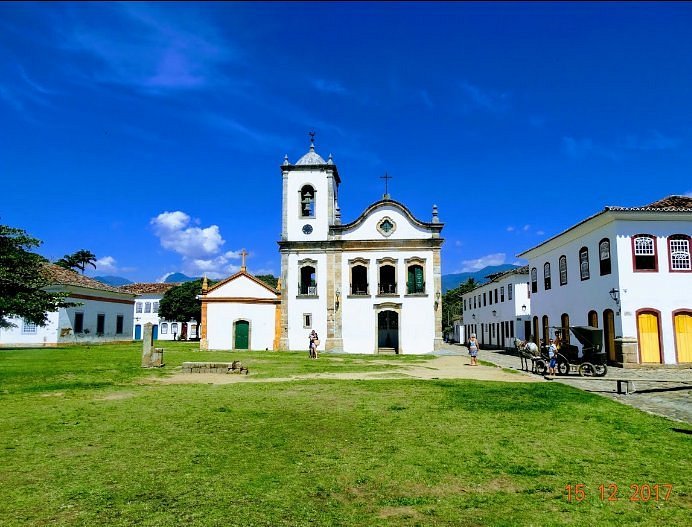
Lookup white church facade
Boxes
[278,140,444,354]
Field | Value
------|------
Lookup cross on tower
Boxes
[240,249,248,272]
[380,172,392,199]
[309,131,315,146]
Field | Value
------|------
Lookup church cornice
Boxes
[278,238,444,252]
[280,163,341,184]
[330,198,443,234]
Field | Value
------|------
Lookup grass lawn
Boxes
[1,343,690,526]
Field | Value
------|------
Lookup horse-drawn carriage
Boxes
[517,326,608,377]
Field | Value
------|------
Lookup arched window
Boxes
[160,322,168,335]
[632,234,657,272]
[559,255,568,286]
[406,258,426,294]
[579,247,590,281]
[300,185,315,218]
[350,259,369,295]
[171,323,178,335]
[669,235,691,271]
[543,262,551,290]
[530,267,538,293]
[300,265,317,295]
[377,258,397,294]
[599,238,612,276]
[588,310,598,328]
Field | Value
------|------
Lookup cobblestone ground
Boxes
[444,343,692,424]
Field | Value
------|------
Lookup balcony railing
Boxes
[351,284,369,295]
[298,283,318,296]
[378,283,397,294]
[406,282,426,294]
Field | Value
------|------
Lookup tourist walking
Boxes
[468,333,479,366]
[547,338,558,376]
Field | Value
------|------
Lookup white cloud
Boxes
[151,211,225,258]
[522,224,530,231]
[459,80,510,113]
[151,211,245,278]
[536,230,545,236]
[506,226,515,232]
[94,256,118,272]
[458,253,506,272]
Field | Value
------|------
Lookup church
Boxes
[279,138,444,354]
[201,137,444,354]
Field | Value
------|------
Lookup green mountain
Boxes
[93,275,132,286]
[164,272,199,283]
[442,264,519,292]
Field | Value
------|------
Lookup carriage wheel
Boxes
[579,363,596,377]
[557,359,570,376]
[535,360,548,376]
[593,364,608,377]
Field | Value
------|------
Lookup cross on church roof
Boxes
[380,172,392,199]
[309,131,316,149]
[240,249,247,272]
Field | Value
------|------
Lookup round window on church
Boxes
[302,224,313,235]
[376,217,396,237]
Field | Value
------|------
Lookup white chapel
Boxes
[279,138,444,354]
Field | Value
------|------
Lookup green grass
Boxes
[1,343,690,526]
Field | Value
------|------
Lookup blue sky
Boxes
[2,2,691,282]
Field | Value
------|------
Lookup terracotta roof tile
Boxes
[120,282,178,294]
[42,264,134,295]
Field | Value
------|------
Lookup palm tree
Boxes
[56,250,97,274]
[72,250,97,274]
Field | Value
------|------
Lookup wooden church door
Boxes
[234,320,249,350]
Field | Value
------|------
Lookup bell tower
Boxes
[280,134,340,242]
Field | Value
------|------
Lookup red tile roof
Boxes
[120,282,178,294]
[42,264,134,295]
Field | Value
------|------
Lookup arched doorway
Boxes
[560,313,570,345]
[588,310,598,328]
[234,320,250,350]
[603,309,615,362]
[152,324,158,340]
[542,315,549,346]
[674,311,692,363]
[134,324,142,340]
[377,310,399,353]
[532,316,539,345]
[637,310,661,364]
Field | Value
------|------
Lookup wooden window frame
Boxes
[559,255,567,286]
[579,247,590,281]
[668,234,692,272]
[531,267,538,293]
[631,234,658,273]
[544,262,551,290]
[599,238,612,276]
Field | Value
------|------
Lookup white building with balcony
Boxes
[277,138,444,354]
[517,195,692,367]
[461,266,531,349]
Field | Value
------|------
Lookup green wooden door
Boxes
[234,320,249,350]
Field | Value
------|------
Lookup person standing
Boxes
[547,338,558,376]
[309,330,319,359]
[468,333,479,366]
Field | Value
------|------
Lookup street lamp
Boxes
[492,310,497,317]
[434,291,441,311]
[521,304,527,313]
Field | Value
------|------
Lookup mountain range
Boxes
[441,264,520,292]
[95,265,519,291]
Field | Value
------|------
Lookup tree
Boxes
[255,274,279,289]
[441,278,479,333]
[56,249,97,274]
[0,224,74,329]
[158,279,209,327]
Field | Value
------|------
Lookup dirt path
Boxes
[153,354,540,385]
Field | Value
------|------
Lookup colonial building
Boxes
[461,266,531,349]
[277,139,444,354]
[517,195,692,366]
[0,264,135,346]
[120,283,196,341]
[199,259,281,351]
